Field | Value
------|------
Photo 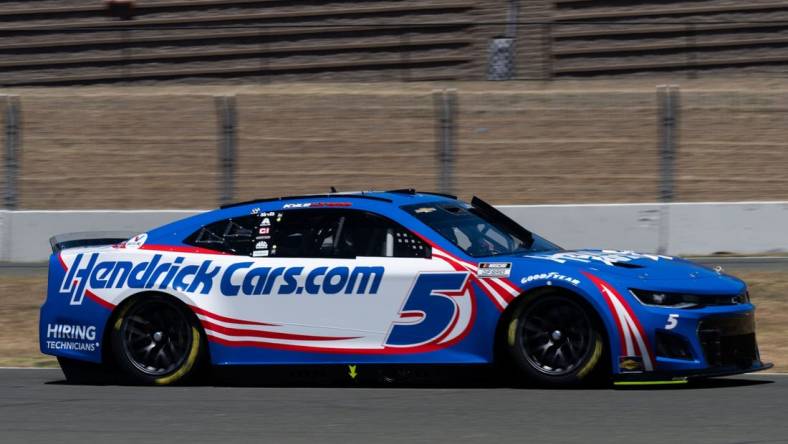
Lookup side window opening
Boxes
[185,209,431,259]
[340,212,430,259]
[451,227,472,252]
[266,209,431,259]
[390,228,429,258]
[224,220,253,239]
[385,230,395,256]
[185,215,257,256]
[192,227,223,246]
[403,201,559,258]
[273,210,346,258]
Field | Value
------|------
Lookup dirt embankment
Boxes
[2,82,788,208]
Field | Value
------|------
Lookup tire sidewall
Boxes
[507,294,606,387]
[110,295,205,386]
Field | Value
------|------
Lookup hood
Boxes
[505,249,745,294]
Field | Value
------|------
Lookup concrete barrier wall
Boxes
[0,210,199,263]
[2,202,788,262]
[499,202,788,256]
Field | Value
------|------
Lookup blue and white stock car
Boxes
[40,190,771,386]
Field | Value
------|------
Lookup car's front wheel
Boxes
[111,295,206,385]
[507,294,607,387]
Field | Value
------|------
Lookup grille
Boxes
[656,331,693,360]
[698,315,758,369]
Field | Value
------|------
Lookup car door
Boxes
[242,207,450,351]
[186,207,472,352]
[339,210,476,350]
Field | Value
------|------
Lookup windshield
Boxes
[403,200,560,258]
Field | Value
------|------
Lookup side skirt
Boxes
[211,364,501,387]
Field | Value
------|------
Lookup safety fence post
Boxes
[215,96,237,206]
[434,89,458,195]
[4,96,21,210]
[656,85,680,254]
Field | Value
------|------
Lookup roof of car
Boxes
[219,189,460,210]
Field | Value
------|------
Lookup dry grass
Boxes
[1,270,786,371]
[0,276,54,367]
[740,271,788,371]
[3,81,788,208]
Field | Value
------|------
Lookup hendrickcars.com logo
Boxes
[60,253,384,305]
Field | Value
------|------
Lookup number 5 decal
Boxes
[385,272,472,348]
[665,314,679,330]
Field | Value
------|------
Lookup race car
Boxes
[40,190,771,386]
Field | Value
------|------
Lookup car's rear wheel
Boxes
[508,294,606,387]
[111,295,206,385]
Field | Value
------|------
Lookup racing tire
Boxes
[110,295,207,386]
[507,294,607,387]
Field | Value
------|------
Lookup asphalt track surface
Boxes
[1,369,787,444]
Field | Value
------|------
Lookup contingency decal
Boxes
[477,262,512,278]
[520,272,580,287]
[253,211,281,258]
[581,271,654,372]
[125,233,148,249]
[618,356,644,373]
[429,245,521,311]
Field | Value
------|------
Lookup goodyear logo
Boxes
[60,253,384,305]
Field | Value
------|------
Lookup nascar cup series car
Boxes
[40,190,771,386]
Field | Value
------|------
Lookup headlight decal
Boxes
[582,272,654,372]
[629,289,749,308]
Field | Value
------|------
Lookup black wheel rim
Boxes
[120,300,192,377]
[520,298,594,376]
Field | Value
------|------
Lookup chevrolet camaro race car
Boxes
[40,190,771,386]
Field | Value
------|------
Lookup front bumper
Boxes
[696,314,761,369]
[618,302,774,379]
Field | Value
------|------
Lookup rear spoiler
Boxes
[49,231,138,254]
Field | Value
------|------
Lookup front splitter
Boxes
[614,361,774,386]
